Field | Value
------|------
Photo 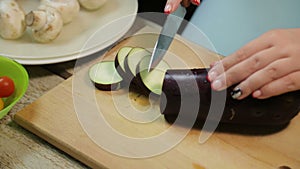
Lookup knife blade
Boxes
[148,5,187,71]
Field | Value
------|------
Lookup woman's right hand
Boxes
[164,0,200,13]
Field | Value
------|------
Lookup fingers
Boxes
[253,71,300,99]
[210,46,285,91]
[210,45,300,100]
[208,32,273,83]
[232,58,299,99]
[165,0,181,13]
[208,28,300,100]
[191,0,200,6]
[184,0,200,7]
[165,0,200,13]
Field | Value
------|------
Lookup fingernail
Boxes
[231,87,242,99]
[252,90,262,98]
[211,80,222,90]
[208,71,217,81]
[193,0,200,5]
[164,4,172,14]
[206,75,210,82]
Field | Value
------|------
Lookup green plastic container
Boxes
[0,56,29,119]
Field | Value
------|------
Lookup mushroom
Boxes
[0,0,26,40]
[78,0,107,11]
[26,5,63,43]
[40,0,80,24]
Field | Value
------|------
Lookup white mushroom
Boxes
[78,0,107,11]
[40,0,80,24]
[0,0,26,40]
[26,6,63,43]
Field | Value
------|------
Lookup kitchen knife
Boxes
[148,5,187,71]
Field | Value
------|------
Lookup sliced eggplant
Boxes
[135,56,170,95]
[124,47,151,78]
[114,46,132,81]
[89,45,300,126]
[89,61,122,91]
[160,68,300,126]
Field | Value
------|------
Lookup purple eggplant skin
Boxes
[131,72,152,96]
[131,59,156,97]
[92,82,121,91]
[114,57,127,81]
[114,52,131,84]
[160,68,300,126]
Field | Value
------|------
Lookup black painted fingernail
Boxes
[231,88,242,99]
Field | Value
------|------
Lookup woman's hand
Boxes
[208,28,300,99]
[164,0,200,13]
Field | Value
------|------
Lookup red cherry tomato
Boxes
[0,76,15,97]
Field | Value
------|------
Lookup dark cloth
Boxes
[137,0,197,20]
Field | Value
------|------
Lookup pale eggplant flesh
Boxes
[134,55,170,96]
[114,46,133,83]
[124,47,151,79]
[89,61,123,91]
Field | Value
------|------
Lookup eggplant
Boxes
[89,45,300,126]
[115,47,151,85]
[134,55,170,96]
[160,68,300,126]
[89,61,123,91]
[124,47,151,79]
[114,46,132,82]
[91,47,153,91]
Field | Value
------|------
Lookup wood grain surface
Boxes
[0,66,88,169]
[13,30,300,169]
[0,18,158,169]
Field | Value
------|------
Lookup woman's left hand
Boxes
[208,28,300,99]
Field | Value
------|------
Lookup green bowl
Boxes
[0,56,29,119]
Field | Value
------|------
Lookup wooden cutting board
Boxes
[15,32,300,169]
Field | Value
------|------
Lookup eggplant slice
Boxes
[89,61,123,91]
[114,46,132,81]
[124,47,151,78]
[136,56,170,95]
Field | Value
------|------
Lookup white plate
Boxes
[14,13,136,65]
[0,0,138,64]
[13,28,126,65]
